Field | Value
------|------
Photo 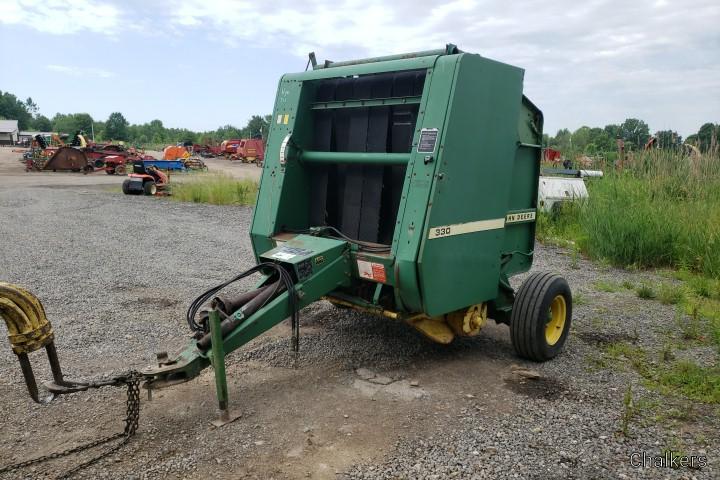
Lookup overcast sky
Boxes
[1,0,718,137]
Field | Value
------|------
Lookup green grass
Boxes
[676,306,704,342]
[573,291,589,305]
[593,271,720,404]
[594,279,623,293]
[170,174,257,205]
[658,283,684,305]
[636,283,657,300]
[621,384,635,437]
[537,150,720,280]
[603,341,720,404]
[656,361,720,404]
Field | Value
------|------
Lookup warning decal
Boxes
[357,260,387,283]
[417,128,439,153]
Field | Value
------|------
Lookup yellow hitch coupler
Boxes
[0,282,75,403]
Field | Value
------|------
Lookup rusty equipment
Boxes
[43,146,93,172]
[220,139,242,156]
[229,138,266,165]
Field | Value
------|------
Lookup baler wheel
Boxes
[510,272,572,361]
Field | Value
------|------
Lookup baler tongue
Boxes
[140,234,352,422]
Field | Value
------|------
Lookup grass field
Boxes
[538,149,720,280]
[170,173,257,205]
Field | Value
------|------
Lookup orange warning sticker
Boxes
[357,260,386,283]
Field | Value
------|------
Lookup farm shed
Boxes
[0,120,19,145]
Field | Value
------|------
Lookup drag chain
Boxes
[0,371,142,479]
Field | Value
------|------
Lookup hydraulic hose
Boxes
[187,262,300,352]
[211,283,273,316]
[196,281,282,351]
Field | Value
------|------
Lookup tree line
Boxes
[546,118,718,155]
[0,90,270,146]
[2,89,717,152]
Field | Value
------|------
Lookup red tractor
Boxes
[122,161,169,196]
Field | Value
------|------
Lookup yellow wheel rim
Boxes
[545,294,566,346]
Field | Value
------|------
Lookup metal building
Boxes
[0,120,19,145]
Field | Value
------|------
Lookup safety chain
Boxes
[0,371,142,479]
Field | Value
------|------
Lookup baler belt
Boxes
[340,77,372,239]
[311,79,338,226]
[359,75,392,242]
[309,72,425,242]
[309,166,329,226]
[333,78,354,230]
[310,110,332,226]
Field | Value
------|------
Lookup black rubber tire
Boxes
[122,179,132,195]
[143,181,157,196]
[106,169,115,175]
[510,272,572,361]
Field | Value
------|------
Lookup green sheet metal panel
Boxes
[418,54,525,317]
[500,97,543,277]
[392,54,460,312]
[250,77,311,259]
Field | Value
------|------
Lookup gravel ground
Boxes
[0,176,718,479]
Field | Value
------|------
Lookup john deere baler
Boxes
[3,45,572,427]
[248,44,571,354]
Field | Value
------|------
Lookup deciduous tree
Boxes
[104,112,129,141]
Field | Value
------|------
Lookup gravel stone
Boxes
[0,183,717,479]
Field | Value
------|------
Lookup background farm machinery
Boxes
[24,133,146,174]
[122,161,170,195]
[23,136,207,174]
[218,138,266,164]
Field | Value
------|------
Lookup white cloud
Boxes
[4,0,718,135]
[159,0,719,134]
[0,0,121,35]
[47,64,115,78]
[167,0,471,56]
